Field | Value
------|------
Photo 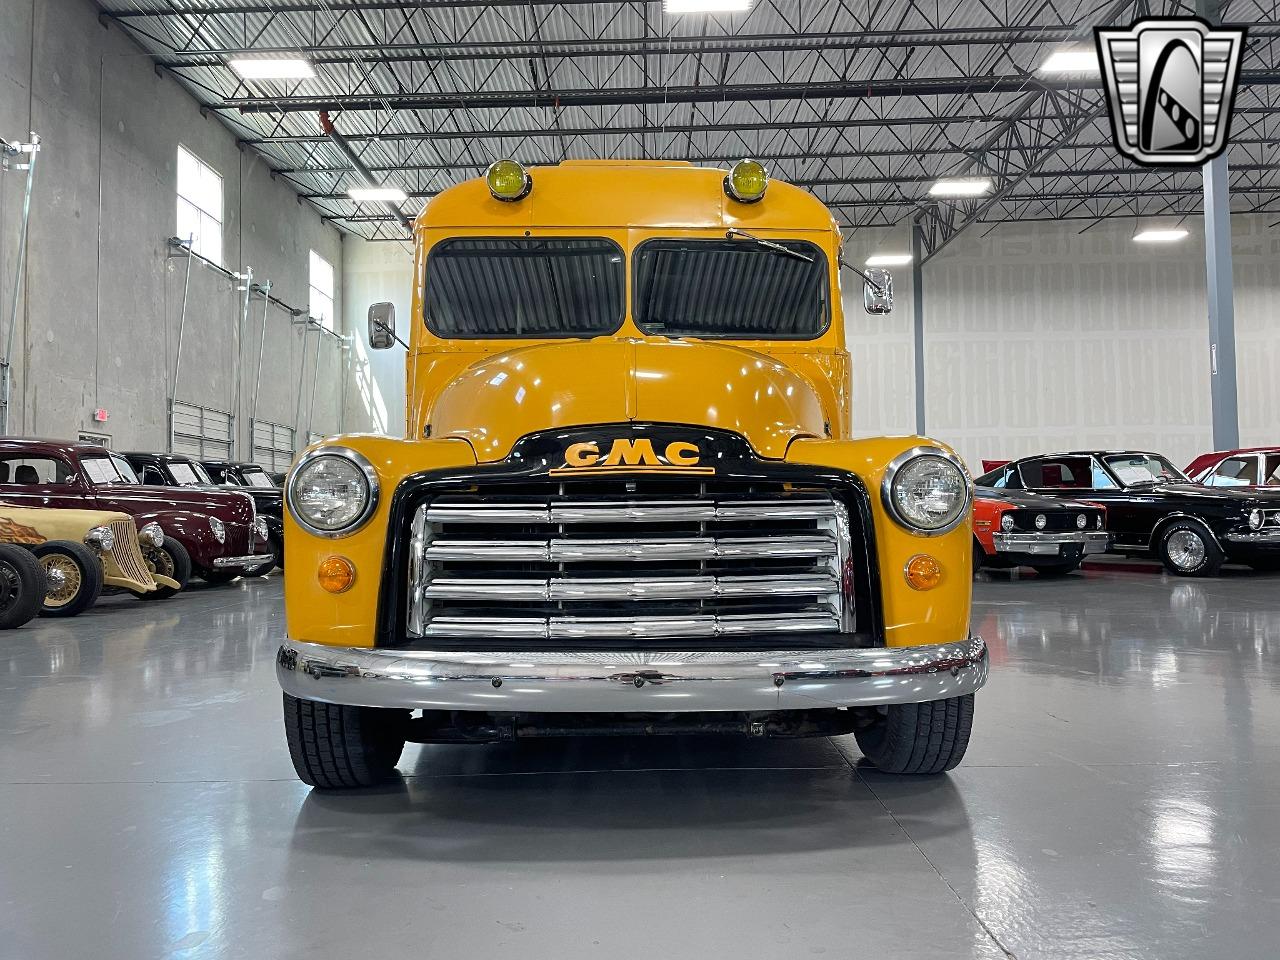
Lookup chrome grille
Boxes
[406,485,852,643]
[108,519,156,586]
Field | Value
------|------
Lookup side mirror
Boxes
[368,302,396,349]
[863,269,893,315]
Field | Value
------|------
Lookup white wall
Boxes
[341,237,411,437]
[342,213,1280,475]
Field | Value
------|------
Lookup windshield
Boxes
[424,237,624,338]
[633,238,827,339]
[167,461,206,486]
[1103,453,1187,486]
[82,455,138,485]
[240,468,275,488]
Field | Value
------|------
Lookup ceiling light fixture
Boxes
[1038,49,1101,74]
[866,253,913,266]
[348,186,407,203]
[1133,228,1189,243]
[928,178,992,197]
[228,58,315,80]
[664,0,752,12]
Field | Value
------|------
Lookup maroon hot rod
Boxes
[0,439,272,592]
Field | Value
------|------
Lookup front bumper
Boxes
[992,531,1110,556]
[1222,528,1280,545]
[276,635,988,712]
[212,553,276,569]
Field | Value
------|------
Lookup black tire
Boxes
[0,545,46,629]
[243,536,280,578]
[1036,560,1081,577]
[854,694,975,775]
[200,569,241,585]
[283,693,408,789]
[139,538,191,600]
[972,538,986,574]
[33,541,104,617]
[1157,520,1224,577]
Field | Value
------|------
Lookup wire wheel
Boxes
[142,543,175,579]
[39,555,81,609]
[1166,529,1206,571]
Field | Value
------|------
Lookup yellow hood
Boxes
[427,339,828,462]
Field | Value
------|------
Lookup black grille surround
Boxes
[1006,506,1105,533]
[376,424,883,653]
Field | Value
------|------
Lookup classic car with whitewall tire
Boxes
[0,502,178,614]
[972,488,1108,575]
[0,543,45,629]
[976,450,1280,576]
[0,440,273,587]
[124,452,281,575]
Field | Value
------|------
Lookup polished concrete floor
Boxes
[1,568,1278,960]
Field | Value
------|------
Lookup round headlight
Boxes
[724,158,768,203]
[140,522,164,548]
[253,517,269,542]
[84,525,115,552]
[486,159,531,202]
[1034,514,1048,530]
[1000,513,1015,532]
[209,517,226,544]
[882,449,969,535]
[1248,509,1264,531]
[288,448,379,538]
[1076,514,1087,529]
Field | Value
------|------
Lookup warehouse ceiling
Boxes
[97,0,1280,254]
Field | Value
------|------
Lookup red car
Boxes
[973,486,1110,575]
[1185,448,1280,490]
[0,439,273,591]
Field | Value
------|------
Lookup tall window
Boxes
[309,250,335,330]
[176,145,223,264]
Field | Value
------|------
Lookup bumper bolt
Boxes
[773,675,785,687]
[491,677,502,688]
[633,676,645,688]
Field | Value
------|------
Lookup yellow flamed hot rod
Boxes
[277,159,986,789]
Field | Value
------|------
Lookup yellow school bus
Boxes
[277,159,987,789]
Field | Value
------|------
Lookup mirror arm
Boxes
[373,318,409,350]
[838,257,890,297]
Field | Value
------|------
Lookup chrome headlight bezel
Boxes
[253,517,269,542]
[287,446,380,539]
[84,525,115,552]
[140,522,165,548]
[1248,509,1264,531]
[880,446,972,537]
[1000,513,1015,532]
[1076,514,1088,529]
[209,516,226,544]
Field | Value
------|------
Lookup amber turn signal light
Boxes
[904,554,942,591]
[486,159,532,202]
[724,158,768,203]
[317,556,356,594]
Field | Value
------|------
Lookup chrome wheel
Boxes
[1166,529,1206,571]
[39,555,81,609]
[142,543,175,579]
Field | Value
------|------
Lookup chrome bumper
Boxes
[212,553,276,568]
[993,531,1110,555]
[276,635,988,712]
[1223,529,1280,544]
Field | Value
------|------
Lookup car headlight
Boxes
[1248,509,1264,531]
[83,525,115,552]
[209,517,226,544]
[1000,513,1015,532]
[1076,514,1087,529]
[253,517,269,542]
[1034,514,1048,530]
[881,448,970,535]
[287,447,379,538]
[140,522,164,548]
[1096,515,1104,529]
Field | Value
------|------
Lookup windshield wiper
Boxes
[725,228,814,263]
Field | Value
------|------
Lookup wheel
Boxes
[0,545,45,629]
[1035,560,1081,577]
[971,539,986,574]
[243,536,280,578]
[199,569,241,585]
[283,693,408,789]
[1157,520,1224,577]
[33,541,104,617]
[139,538,191,600]
[854,694,975,775]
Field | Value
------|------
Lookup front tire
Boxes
[0,545,45,629]
[1157,520,1224,577]
[139,539,191,599]
[33,541,104,617]
[199,569,241,586]
[854,694,975,775]
[1035,560,1081,577]
[283,693,408,789]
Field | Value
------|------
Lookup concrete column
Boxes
[1203,153,1239,449]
